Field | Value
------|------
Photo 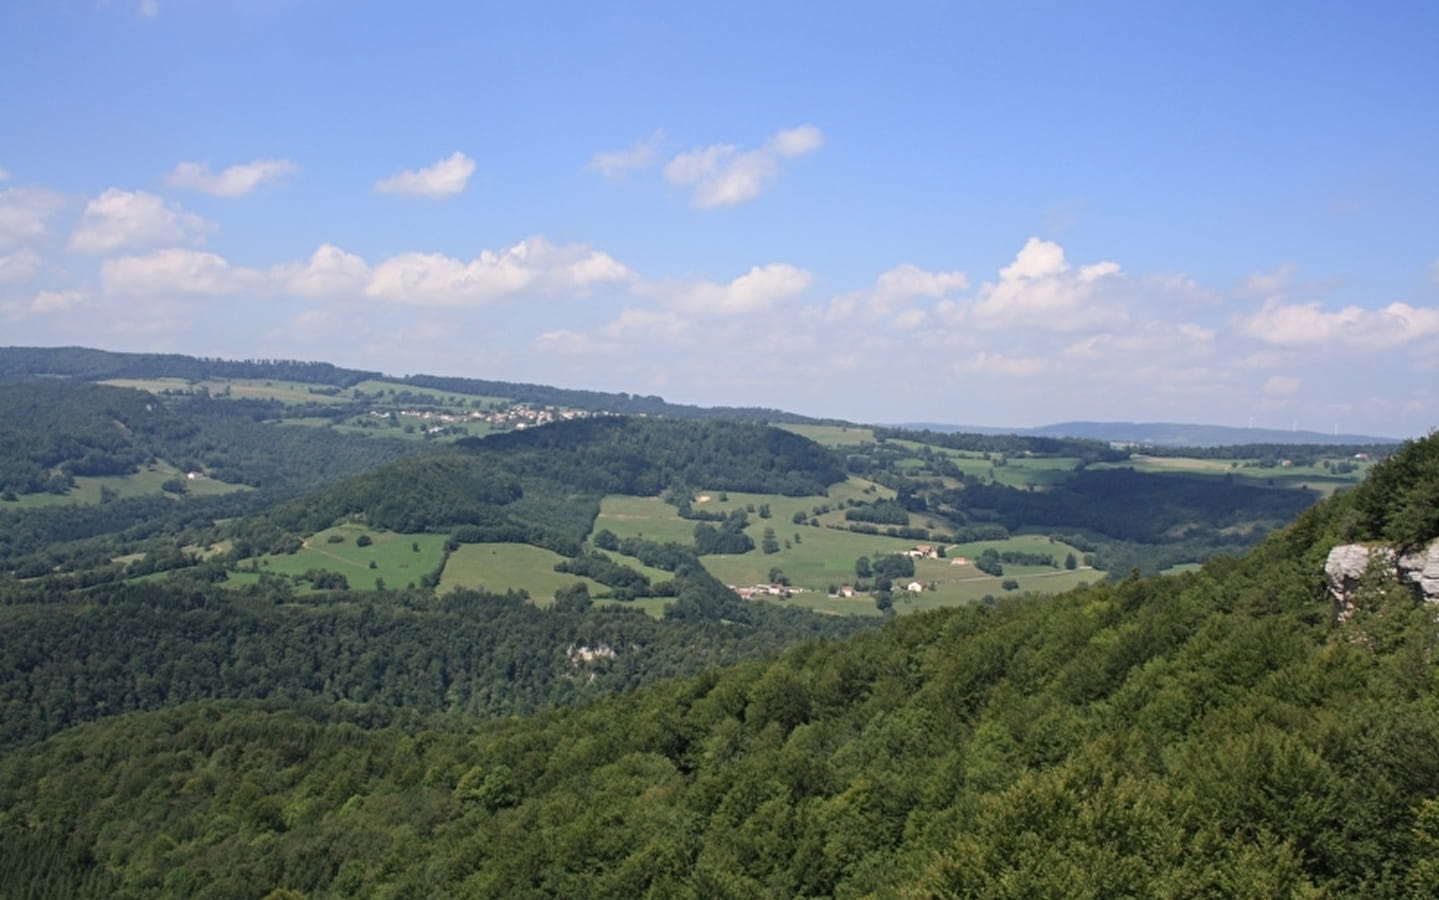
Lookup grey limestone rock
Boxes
[1326,539,1439,621]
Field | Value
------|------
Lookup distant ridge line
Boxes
[892,420,1401,447]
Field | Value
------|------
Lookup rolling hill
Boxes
[1,429,1436,896]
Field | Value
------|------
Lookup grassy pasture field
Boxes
[437,543,606,605]
[699,521,923,590]
[1095,454,1374,497]
[884,441,1082,488]
[593,495,699,544]
[100,377,340,405]
[3,462,249,509]
[598,483,1100,616]
[250,524,449,591]
[350,379,512,409]
[777,423,878,447]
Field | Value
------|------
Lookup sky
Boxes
[2,1,1437,437]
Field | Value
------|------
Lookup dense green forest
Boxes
[2,421,1437,894]
[0,566,868,752]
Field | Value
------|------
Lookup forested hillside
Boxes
[3,432,1437,895]
[0,380,196,495]
[0,346,828,424]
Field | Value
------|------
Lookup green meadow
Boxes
[1095,453,1374,497]
[777,423,878,447]
[100,377,339,405]
[437,543,605,605]
[4,462,249,509]
[593,484,1100,617]
[251,524,449,590]
[593,495,698,544]
[350,379,512,408]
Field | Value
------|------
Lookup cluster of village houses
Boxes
[369,404,599,433]
[732,544,976,600]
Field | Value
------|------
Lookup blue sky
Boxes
[2,1,1436,437]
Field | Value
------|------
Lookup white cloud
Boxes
[663,263,813,315]
[827,262,969,321]
[0,166,9,182]
[1062,322,1216,361]
[166,158,299,197]
[101,248,261,296]
[664,124,823,208]
[1263,375,1302,397]
[1430,259,1439,287]
[769,124,824,158]
[968,237,1126,331]
[374,151,475,198]
[586,130,664,178]
[954,351,1049,378]
[1235,351,1292,370]
[69,188,211,254]
[364,236,632,306]
[271,244,370,298]
[138,0,159,18]
[3,289,87,319]
[31,289,86,313]
[1178,322,1217,343]
[1236,298,1439,348]
[0,186,65,251]
[0,248,42,284]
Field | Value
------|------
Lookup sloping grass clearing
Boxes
[248,525,448,590]
[437,543,605,605]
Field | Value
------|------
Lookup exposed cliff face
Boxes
[1325,539,1439,621]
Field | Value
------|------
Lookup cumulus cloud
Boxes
[586,130,665,178]
[1236,298,1439,348]
[101,248,261,296]
[534,307,691,357]
[662,263,813,315]
[1061,323,1216,361]
[968,237,1126,331]
[2,289,87,319]
[374,151,475,198]
[69,188,211,254]
[364,236,632,306]
[270,244,370,298]
[166,158,299,197]
[0,186,65,251]
[827,262,968,323]
[664,124,823,208]
[0,248,42,284]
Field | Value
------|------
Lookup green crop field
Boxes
[247,524,449,591]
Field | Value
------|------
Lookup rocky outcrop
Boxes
[1325,539,1439,621]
